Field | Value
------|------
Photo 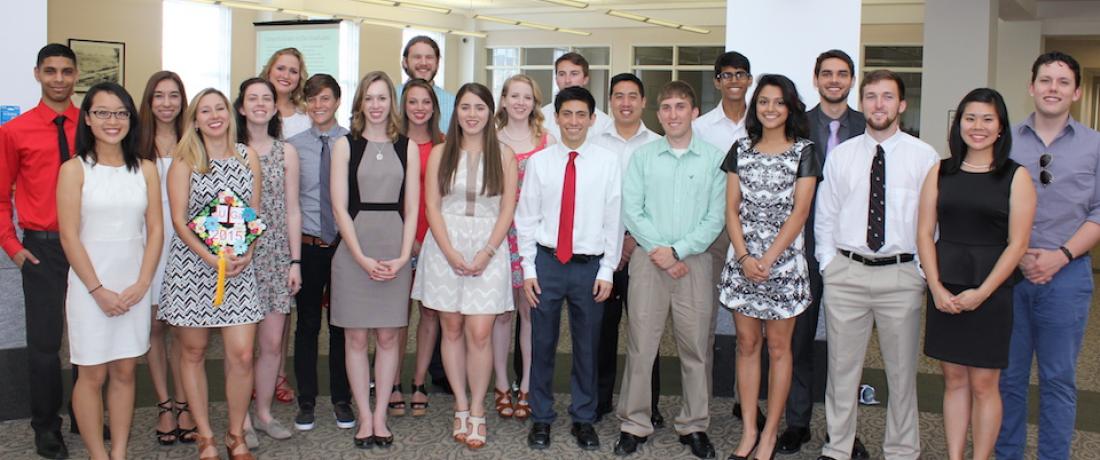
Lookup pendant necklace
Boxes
[374,142,385,161]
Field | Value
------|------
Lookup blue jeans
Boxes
[528,250,604,424]
[996,256,1092,460]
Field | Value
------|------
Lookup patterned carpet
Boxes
[3,394,1100,459]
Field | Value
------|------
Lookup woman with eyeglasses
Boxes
[916,88,1036,460]
[57,82,163,460]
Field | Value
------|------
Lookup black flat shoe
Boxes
[776,426,810,454]
[374,434,394,448]
[571,422,600,451]
[353,435,374,449]
[679,431,716,459]
[34,430,69,459]
[614,432,647,456]
[528,422,551,450]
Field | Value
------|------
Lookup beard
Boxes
[867,112,898,131]
[819,90,850,104]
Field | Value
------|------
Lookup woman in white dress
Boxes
[136,70,196,445]
[261,48,311,140]
[411,83,517,449]
[57,82,163,460]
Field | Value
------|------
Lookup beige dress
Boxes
[329,138,412,328]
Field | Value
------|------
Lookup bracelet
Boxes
[736,253,750,264]
[482,245,496,257]
[289,259,301,265]
[1058,246,1074,262]
[88,284,103,294]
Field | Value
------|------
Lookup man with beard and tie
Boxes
[814,70,938,460]
[778,50,868,459]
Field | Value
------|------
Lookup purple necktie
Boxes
[827,120,840,154]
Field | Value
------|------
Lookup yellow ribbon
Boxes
[213,248,227,307]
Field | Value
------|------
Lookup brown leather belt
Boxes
[302,234,332,248]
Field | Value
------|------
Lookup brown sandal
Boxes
[195,435,218,460]
[225,432,255,460]
[494,388,514,418]
[513,391,531,420]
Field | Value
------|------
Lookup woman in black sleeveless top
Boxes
[916,88,1036,460]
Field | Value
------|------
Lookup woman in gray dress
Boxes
[329,71,419,449]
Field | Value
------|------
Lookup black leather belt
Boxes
[839,249,914,266]
[23,230,61,240]
[538,244,602,263]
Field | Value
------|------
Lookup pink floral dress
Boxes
[506,133,549,288]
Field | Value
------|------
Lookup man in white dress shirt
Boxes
[690,50,761,425]
[540,52,614,141]
[590,73,663,425]
[813,70,939,460]
[517,86,623,452]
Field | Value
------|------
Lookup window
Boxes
[401,29,446,88]
[486,46,611,112]
[631,45,725,134]
[863,45,923,137]
[162,0,231,96]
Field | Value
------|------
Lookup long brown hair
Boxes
[400,78,443,144]
[137,71,188,161]
[439,83,504,197]
[494,74,546,140]
[260,47,308,111]
[349,71,400,141]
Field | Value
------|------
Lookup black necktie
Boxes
[867,144,886,252]
[54,115,69,163]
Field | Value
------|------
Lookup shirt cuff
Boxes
[521,260,537,281]
[596,266,614,283]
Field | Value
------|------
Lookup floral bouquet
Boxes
[188,189,265,306]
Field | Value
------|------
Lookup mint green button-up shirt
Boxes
[622,135,726,258]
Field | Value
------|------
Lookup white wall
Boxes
[0,1,48,120]
[726,0,862,109]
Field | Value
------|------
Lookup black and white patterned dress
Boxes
[718,137,820,320]
[157,144,263,327]
[253,140,293,315]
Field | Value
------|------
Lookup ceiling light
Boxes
[537,0,588,8]
[557,28,591,36]
[352,0,450,14]
[518,21,557,31]
[605,9,710,34]
[218,0,278,11]
[475,14,590,35]
[474,14,519,25]
[606,9,647,21]
[451,30,488,38]
[354,0,397,6]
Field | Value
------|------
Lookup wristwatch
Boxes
[671,247,681,261]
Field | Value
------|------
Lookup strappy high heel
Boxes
[225,431,255,460]
[409,383,429,416]
[155,399,177,445]
[452,410,470,443]
[513,391,531,420]
[494,388,514,418]
[465,415,487,449]
[195,435,218,460]
[175,400,198,444]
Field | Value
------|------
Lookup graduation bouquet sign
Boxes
[188,189,265,306]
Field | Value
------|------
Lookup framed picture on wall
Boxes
[68,39,125,93]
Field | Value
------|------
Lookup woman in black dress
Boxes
[916,88,1035,460]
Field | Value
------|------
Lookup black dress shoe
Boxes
[34,430,69,459]
[528,422,551,450]
[571,422,600,451]
[816,457,838,460]
[651,410,665,429]
[776,426,811,454]
[732,403,766,430]
[851,436,869,459]
[678,431,716,459]
[353,435,374,449]
[613,431,647,456]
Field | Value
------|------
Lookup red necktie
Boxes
[556,151,578,264]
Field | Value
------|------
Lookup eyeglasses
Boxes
[716,71,751,82]
[88,110,131,120]
[1040,153,1053,186]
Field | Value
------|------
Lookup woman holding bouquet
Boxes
[329,71,419,448]
[158,87,264,460]
[58,81,163,460]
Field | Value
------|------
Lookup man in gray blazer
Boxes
[779,49,868,458]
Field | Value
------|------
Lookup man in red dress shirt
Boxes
[0,43,80,460]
